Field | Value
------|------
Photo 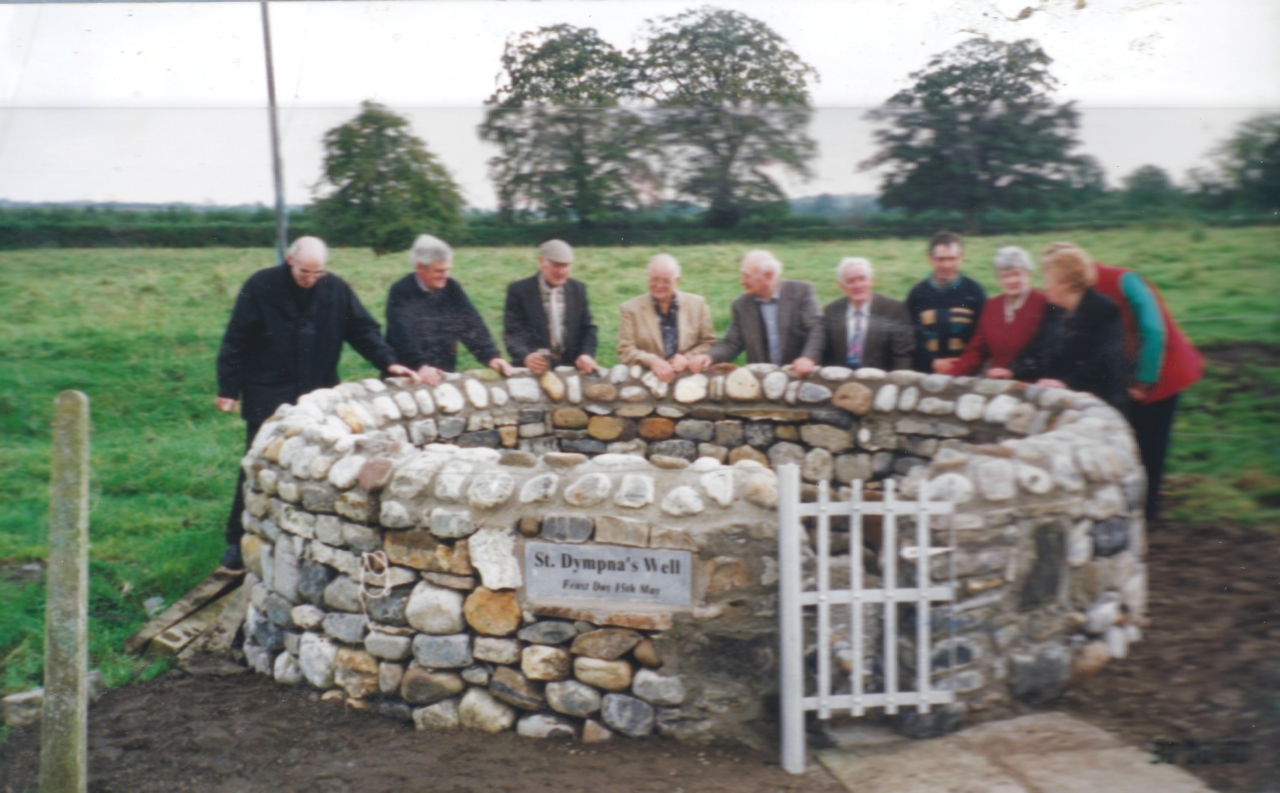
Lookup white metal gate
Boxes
[776,463,958,774]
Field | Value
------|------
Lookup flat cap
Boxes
[539,239,574,264]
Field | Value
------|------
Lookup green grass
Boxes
[1,226,1277,696]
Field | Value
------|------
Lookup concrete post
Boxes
[40,390,91,793]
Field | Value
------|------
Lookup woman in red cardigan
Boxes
[935,246,1047,378]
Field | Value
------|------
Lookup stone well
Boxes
[236,363,1147,743]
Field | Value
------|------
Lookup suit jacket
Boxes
[502,274,598,366]
[819,293,915,370]
[616,291,716,367]
[707,280,824,366]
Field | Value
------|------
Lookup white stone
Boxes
[1086,595,1121,634]
[708,375,725,401]
[464,379,489,409]
[784,380,800,404]
[819,366,853,381]
[434,460,474,501]
[385,425,409,444]
[983,394,1020,424]
[1085,485,1123,520]
[365,631,413,661]
[473,637,523,665]
[854,367,887,380]
[310,455,337,480]
[1015,464,1055,495]
[310,543,361,578]
[274,652,303,685]
[434,384,465,414]
[299,633,338,689]
[761,371,789,400]
[926,473,975,504]
[372,395,403,423]
[631,669,686,706]
[614,474,656,508]
[566,376,583,404]
[290,444,320,480]
[458,688,516,733]
[724,368,761,400]
[955,394,986,421]
[592,454,642,468]
[490,387,509,407]
[470,527,523,590]
[468,471,515,509]
[508,378,541,403]
[920,374,951,393]
[661,486,705,516]
[690,456,721,472]
[386,454,447,500]
[699,469,735,508]
[414,697,460,730]
[380,500,414,529]
[630,365,644,380]
[413,389,436,415]
[609,364,630,384]
[518,713,577,739]
[1067,521,1094,566]
[897,386,920,412]
[673,374,708,403]
[918,397,955,415]
[564,473,612,507]
[797,383,833,403]
[1105,625,1130,659]
[429,507,474,538]
[641,370,669,399]
[1051,453,1085,492]
[405,581,466,635]
[291,604,325,630]
[619,386,647,401]
[974,459,1015,501]
[872,384,899,412]
[519,473,559,503]
[362,378,388,393]
[278,435,308,468]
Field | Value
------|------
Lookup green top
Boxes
[1120,271,1166,384]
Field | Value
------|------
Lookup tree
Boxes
[1208,112,1280,211]
[312,101,464,254]
[480,25,651,227]
[1121,165,1182,210]
[635,7,817,228]
[862,38,1085,231]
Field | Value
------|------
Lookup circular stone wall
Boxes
[236,363,1147,743]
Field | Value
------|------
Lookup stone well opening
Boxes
[236,362,1147,743]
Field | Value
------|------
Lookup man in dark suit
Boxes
[688,250,823,376]
[820,257,914,371]
[385,234,514,385]
[502,239,598,374]
[215,236,418,568]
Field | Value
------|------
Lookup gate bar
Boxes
[777,464,806,775]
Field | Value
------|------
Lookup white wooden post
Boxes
[776,464,806,775]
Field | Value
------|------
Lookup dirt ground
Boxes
[3,520,1277,793]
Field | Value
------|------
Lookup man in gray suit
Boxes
[688,250,823,376]
[820,257,915,371]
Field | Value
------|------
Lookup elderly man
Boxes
[503,239,598,374]
[689,250,822,376]
[905,230,987,372]
[616,254,717,383]
[215,236,417,568]
[820,257,914,371]
[385,234,514,385]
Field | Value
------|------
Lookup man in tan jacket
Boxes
[617,254,716,383]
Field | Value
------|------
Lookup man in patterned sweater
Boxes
[905,230,987,373]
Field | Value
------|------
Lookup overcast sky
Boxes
[1,0,1277,208]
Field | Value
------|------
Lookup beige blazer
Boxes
[617,291,716,367]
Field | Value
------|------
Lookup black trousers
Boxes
[1127,393,1180,521]
[224,383,299,546]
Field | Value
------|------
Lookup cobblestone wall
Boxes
[236,362,1147,743]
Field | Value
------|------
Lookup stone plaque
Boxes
[524,541,693,606]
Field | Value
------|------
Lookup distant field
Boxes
[1,226,1277,696]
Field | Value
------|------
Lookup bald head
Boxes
[286,236,329,289]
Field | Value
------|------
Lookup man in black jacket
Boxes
[215,236,418,568]
[905,230,987,372]
[385,234,514,385]
[502,239,598,374]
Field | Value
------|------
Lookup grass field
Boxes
[1,226,1278,698]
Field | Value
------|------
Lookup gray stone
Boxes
[649,439,698,461]
[834,454,872,484]
[457,430,502,448]
[545,679,603,717]
[438,416,467,439]
[273,652,303,685]
[473,637,523,665]
[1020,525,1065,610]
[802,448,834,483]
[1091,517,1130,557]
[744,422,775,448]
[462,665,492,686]
[429,507,475,539]
[299,632,338,689]
[601,693,655,737]
[365,585,412,626]
[975,459,1016,501]
[342,523,382,554]
[467,471,515,509]
[401,667,465,705]
[490,666,545,711]
[768,441,806,468]
[322,612,369,644]
[405,581,466,634]
[675,419,715,442]
[797,383,833,403]
[1010,644,1072,705]
[714,421,744,448]
[412,634,473,669]
[518,713,577,739]
[263,591,293,626]
[244,641,275,674]
[614,474,656,508]
[801,424,853,453]
[458,688,516,733]
[631,669,687,706]
[365,630,413,661]
[413,697,461,731]
[541,515,594,543]
[375,701,414,724]
[561,438,606,454]
[518,621,579,645]
[409,419,439,445]
[323,576,363,613]
[894,455,929,475]
[809,409,856,430]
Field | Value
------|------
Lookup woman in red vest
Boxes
[1043,242,1204,520]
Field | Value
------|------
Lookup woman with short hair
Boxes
[937,246,1047,378]
[1010,244,1129,409]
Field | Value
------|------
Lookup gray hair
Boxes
[410,234,453,268]
[646,253,681,279]
[287,235,329,263]
[993,246,1034,272]
[835,257,874,283]
[741,249,782,277]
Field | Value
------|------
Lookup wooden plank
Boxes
[176,587,249,677]
[123,568,243,655]
[146,591,238,660]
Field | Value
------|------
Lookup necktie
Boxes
[847,309,864,367]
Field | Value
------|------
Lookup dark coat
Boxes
[819,293,915,370]
[905,274,987,372]
[707,280,824,365]
[502,275,598,366]
[385,273,502,372]
[1012,288,1130,409]
[216,264,398,426]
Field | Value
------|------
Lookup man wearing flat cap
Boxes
[503,239,599,374]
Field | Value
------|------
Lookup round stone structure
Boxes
[236,363,1147,744]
